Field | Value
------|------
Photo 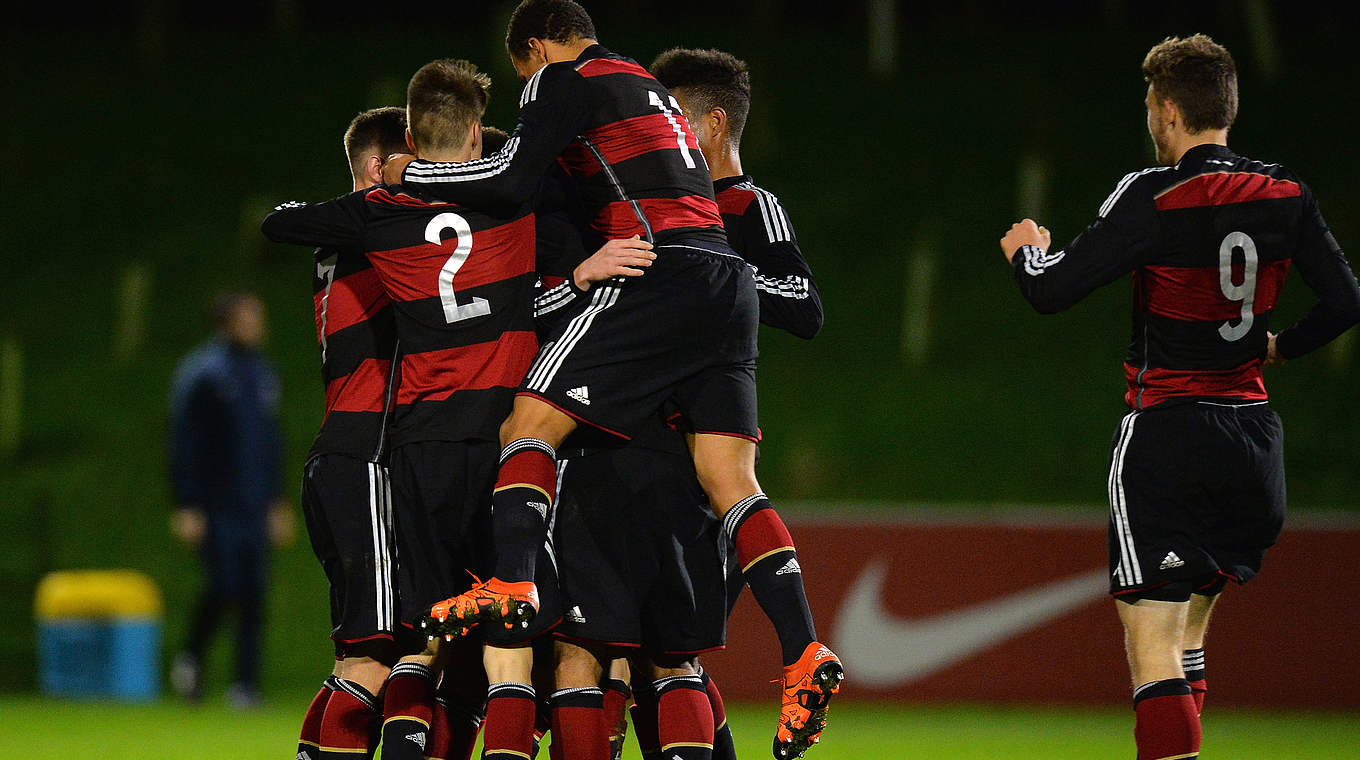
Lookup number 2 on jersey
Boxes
[425,212,491,324]
[1218,231,1257,342]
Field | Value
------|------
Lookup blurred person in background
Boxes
[167,291,293,708]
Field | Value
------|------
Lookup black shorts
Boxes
[300,454,398,646]
[389,440,562,649]
[1106,401,1286,601]
[552,440,728,656]
[519,242,759,442]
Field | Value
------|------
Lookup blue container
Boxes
[35,570,163,701]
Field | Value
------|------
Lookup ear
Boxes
[469,121,483,159]
[364,154,384,186]
[709,107,728,140]
[528,37,547,62]
[405,127,417,153]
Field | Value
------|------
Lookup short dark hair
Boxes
[343,106,408,178]
[506,0,597,61]
[481,125,511,154]
[1142,34,1238,132]
[209,291,259,331]
[407,59,491,153]
[649,48,751,147]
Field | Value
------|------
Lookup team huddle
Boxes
[262,3,1360,760]
[264,3,836,760]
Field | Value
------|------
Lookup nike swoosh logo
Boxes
[831,560,1108,687]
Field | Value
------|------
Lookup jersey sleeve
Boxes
[1274,184,1360,359]
[166,365,213,507]
[738,198,823,339]
[1013,171,1161,314]
[260,189,369,250]
[400,64,591,209]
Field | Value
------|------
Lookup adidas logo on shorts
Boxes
[775,556,802,576]
[567,386,591,405]
[1159,551,1186,570]
[566,605,586,623]
[406,732,426,750]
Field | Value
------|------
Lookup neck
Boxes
[546,38,597,64]
[419,145,475,164]
[707,143,743,182]
[1170,129,1229,164]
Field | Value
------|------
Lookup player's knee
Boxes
[340,655,393,694]
[499,397,574,449]
[553,640,604,688]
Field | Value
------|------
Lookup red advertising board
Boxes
[701,511,1360,708]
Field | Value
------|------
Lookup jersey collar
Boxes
[1176,143,1236,171]
[713,174,752,193]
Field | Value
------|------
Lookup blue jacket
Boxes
[168,339,283,535]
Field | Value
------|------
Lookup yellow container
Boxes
[35,569,163,620]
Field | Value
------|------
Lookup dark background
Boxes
[2,0,1356,695]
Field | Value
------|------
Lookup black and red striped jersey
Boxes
[1014,143,1360,409]
[714,175,823,339]
[264,188,539,445]
[401,44,725,250]
[308,247,397,461]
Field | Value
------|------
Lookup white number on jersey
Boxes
[648,90,697,169]
[425,212,491,324]
[1218,231,1258,342]
[315,254,338,362]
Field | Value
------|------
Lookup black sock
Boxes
[723,495,816,666]
[492,439,557,582]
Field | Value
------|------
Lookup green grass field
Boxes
[2,696,1356,759]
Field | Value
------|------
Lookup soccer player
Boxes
[1000,34,1360,760]
[294,106,407,760]
[385,4,844,756]
[264,58,653,760]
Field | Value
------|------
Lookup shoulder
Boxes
[172,343,226,389]
[519,61,585,107]
[1097,165,1176,218]
[725,178,794,242]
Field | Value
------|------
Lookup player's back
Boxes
[1121,145,1310,408]
[550,46,724,246]
[309,248,397,461]
[354,187,539,446]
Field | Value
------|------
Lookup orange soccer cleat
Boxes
[772,642,844,759]
[421,576,540,637]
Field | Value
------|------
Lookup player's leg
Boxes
[320,645,391,760]
[550,640,611,760]
[602,658,632,760]
[695,664,737,760]
[1117,597,1201,759]
[426,396,576,634]
[380,643,444,760]
[430,638,487,760]
[298,665,339,760]
[228,539,266,708]
[1181,589,1220,716]
[481,644,538,760]
[638,656,715,760]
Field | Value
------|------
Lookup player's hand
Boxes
[382,153,416,186]
[1000,219,1051,264]
[1264,331,1286,367]
[573,235,656,291]
[171,506,207,547]
[268,498,297,547]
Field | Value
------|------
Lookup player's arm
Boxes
[534,234,654,327]
[260,190,368,250]
[738,205,823,339]
[1003,175,1158,313]
[395,65,591,209]
[1272,185,1360,360]
[167,369,212,544]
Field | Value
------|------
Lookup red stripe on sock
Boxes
[1134,694,1201,759]
[483,694,537,758]
[658,686,715,754]
[383,673,435,727]
[300,684,332,747]
[552,705,609,760]
[733,507,794,570]
[319,690,378,753]
[702,675,727,727]
[495,448,558,501]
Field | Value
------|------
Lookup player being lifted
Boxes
[382,2,843,756]
[294,106,406,760]
[999,34,1360,760]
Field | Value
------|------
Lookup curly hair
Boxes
[650,48,751,146]
[505,0,597,61]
